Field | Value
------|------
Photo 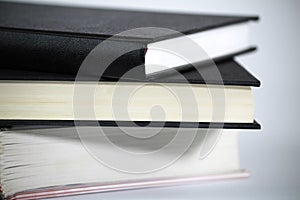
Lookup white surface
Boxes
[146,23,250,75]
[3,0,300,199]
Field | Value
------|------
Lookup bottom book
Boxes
[0,126,248,200]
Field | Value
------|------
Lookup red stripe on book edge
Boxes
[6,170,250,200]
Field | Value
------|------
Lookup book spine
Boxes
[0,29,146,80]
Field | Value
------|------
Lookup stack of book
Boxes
[0,2,260,200]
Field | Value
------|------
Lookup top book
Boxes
[0,2,258,79]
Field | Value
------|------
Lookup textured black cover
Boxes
[0,2,258,79]
[0,120,261,130]
[0,60,260,87]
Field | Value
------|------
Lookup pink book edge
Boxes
[3,169,250,200]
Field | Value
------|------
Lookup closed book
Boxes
[0,60,260,129]
[0,127,249,200]
[0,2,258,79]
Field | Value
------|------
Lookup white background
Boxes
[4,0,300,199]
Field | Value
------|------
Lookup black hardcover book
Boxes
[0,60,260,129]
[0,2,258,79]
